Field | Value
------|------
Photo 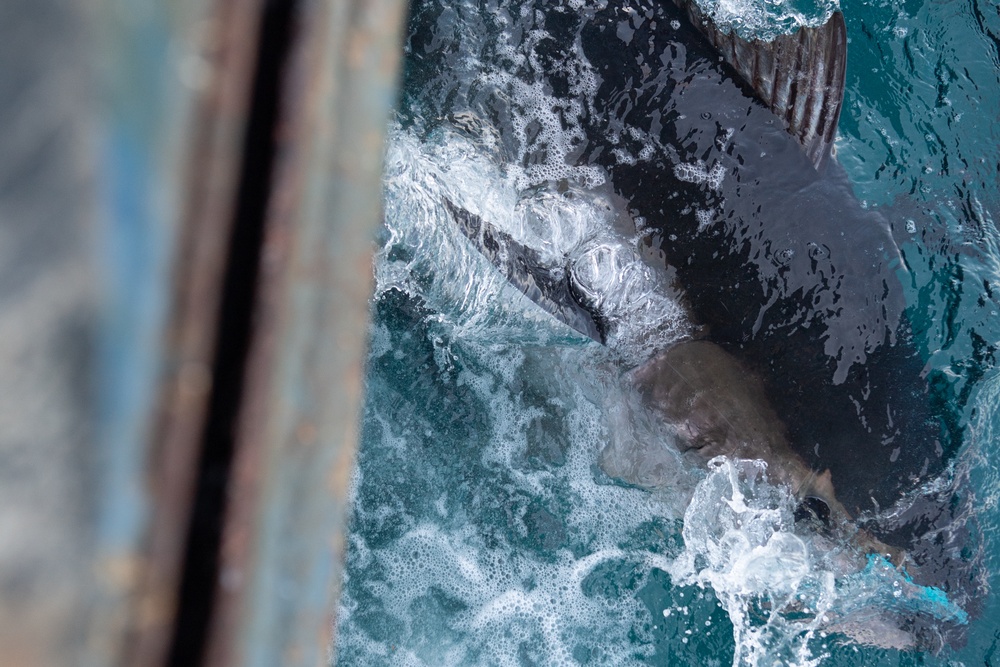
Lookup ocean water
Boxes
[333,0,1000,665]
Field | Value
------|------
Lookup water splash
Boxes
[695,0,839,41]
[381,122,691,360]
[669,457,970,666]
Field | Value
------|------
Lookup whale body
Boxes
[423,0,981,651]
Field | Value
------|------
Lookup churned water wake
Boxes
[335,0,1000,664]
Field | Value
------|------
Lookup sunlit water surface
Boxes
[334,0,1000,664]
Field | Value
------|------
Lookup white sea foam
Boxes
[339,328,690,665]
[696,208,716,232]
[381,120,691,360]
[674,159,727,192]
[696,0,840,41]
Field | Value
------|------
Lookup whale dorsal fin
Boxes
[673,1,848,171]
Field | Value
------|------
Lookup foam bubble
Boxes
[674,160,727,192]
[696,208,716,232]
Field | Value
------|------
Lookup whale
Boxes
[426,0,981,652]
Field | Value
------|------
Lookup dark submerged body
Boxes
[556,1,937,517]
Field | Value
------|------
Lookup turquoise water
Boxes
[334,0,1000,664]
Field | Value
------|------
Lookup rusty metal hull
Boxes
[0,0,405,665]
[201,1,406,665]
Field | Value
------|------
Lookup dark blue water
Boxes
[334,0,1000,664]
